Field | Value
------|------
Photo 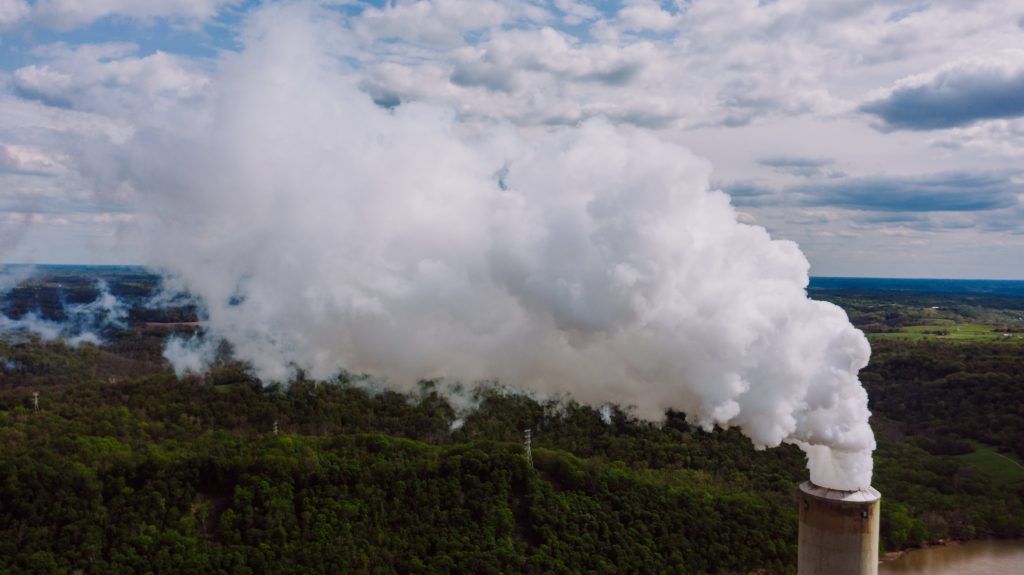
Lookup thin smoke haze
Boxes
[84,4,876,490]
[0,278,128,347]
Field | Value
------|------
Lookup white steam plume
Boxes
[163,333,217,378]
[108,4,874,490]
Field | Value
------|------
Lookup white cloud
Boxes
[12,43,212,118]
[552,0,599,25]
[1,0,1024,278]
[929,118,1024,158]
[30,0,243,29]
[616,0,678,32]
[363,24,690,127]
[0,94,134,144]
[355,0,545,48]
[0,143,67,175]
[0,0,29,28]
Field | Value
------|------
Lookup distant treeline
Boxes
[1,267,198,325]
[863,339,1024,459]
[809,276,1024,299]
[809,283,1024,333]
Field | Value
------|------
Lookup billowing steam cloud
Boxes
[98,5,873,490]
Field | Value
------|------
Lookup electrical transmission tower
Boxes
[524,428,533,467]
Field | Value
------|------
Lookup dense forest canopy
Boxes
[0,268,1023,574]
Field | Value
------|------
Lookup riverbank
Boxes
[881,538,963,563]
[879,538,1024,574]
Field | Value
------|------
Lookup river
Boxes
[878,539,1024,574]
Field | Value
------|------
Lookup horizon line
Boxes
[3,263,1024,283]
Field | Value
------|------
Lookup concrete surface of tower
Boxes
[797,481,881,575]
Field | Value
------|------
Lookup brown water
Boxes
[878,539,1024,574]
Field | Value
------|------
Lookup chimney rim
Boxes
[799,480,880,503]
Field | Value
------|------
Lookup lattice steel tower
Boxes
[524,428,533,466]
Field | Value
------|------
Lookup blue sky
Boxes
[1,1,1024,278]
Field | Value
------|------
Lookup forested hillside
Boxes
[1,270,1023,573]
[0,370,802,574]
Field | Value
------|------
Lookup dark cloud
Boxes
[848,212,967,233]
[976,204,1024,233]
[759,156,833,169]
[533,107,676,129]
[851,210,1022,234]
[716,87,778,128]
[886,4,928,23]
[579,62,643,86]
[853,212,926,225]
[11,83,74,109]
[449,61,519,93]
[606,107,677,129]
[757,155,842,178]
[451,56,641,94]
[370,93,402,110]
[0,194,131,216]
[718,181,778,207]
[860,57,1024,130]
[798,172,1021,212]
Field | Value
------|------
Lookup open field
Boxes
[955,442,1024,486]
[868,323,1024,343]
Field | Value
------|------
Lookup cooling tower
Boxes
[797,481,881,575]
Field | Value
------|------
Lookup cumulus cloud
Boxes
[0,89,137,233]
[449,26,648,94]
[0,0,29,28]
[12,43,211,118]
[0,143,66,175]
[860,51,1024,130]
[1,1,1023,279]
[616,0,679,32]
[354,0,937,129]
[551,0,600,26]
[355,0,545,48]
[362,22,680,127]
[0,95,134,143]
[0,42,208,233]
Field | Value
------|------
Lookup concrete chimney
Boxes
[797,481,881,575]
